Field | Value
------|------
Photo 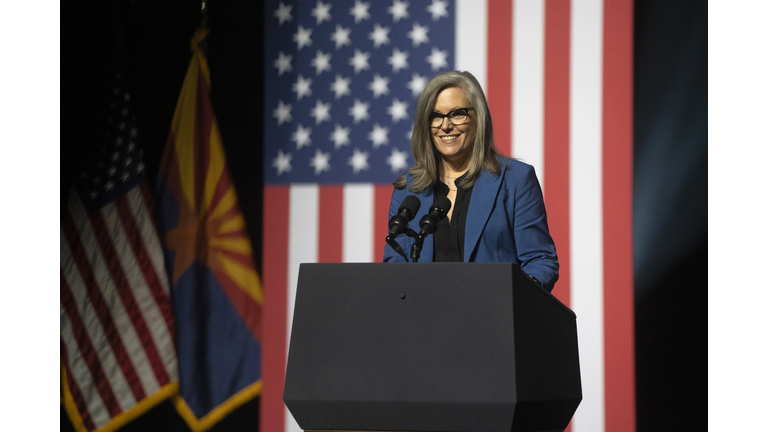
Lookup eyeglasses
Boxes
[429,107,474,128]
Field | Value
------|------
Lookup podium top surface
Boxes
[296,262,574,317]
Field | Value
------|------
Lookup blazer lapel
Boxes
[464,163,507,261]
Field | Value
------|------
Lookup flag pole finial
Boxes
[192,0,210,52]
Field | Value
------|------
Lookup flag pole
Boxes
[200,0,208,30]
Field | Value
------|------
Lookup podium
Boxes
[283,263,581,432]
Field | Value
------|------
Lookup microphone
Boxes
[386,195,421,261]
[388,195,421,238]
[411,196,451,262]
[418,196,452,238]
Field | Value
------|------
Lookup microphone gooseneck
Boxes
[385,195,421,261]
[411,196,452,262]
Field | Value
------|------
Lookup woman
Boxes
[383,70,559,292]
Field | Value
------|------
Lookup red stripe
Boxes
[138,184,177,348]
[139,182,162,234]
[373,184,393,262]
[62,210,145,405]
[318,185,344,263]
[261,186,290,432]
[115,194,174,385]
[544,0,572,312]
[602,0,636,431]
[91,206,177,402]
[61,337,98,431]
[543,2,573,429]
[215,243,260,267]
[60,269,122,419]
[487,0,513,157]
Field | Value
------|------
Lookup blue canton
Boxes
[264,0,454,184]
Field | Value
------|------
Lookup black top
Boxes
[433,173,473,262]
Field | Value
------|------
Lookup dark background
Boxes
[61,0,706,430]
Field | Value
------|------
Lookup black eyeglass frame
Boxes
[429,107,475,128]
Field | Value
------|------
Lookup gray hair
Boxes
[394,70,502,192]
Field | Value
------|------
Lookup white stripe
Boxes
[569,0,605,431]
[64,192,137,412]
[61,314,111,428]
[455,0,488,90]
[98,203,160,396]
[124,188,178,381]
[343,184,374,262]
[61,238,111,428]
[512,0,545,187]
[286,184,319,350]
[125,187,171,294]
[286,184,318,432]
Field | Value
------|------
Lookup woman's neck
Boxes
[440,158,470,178]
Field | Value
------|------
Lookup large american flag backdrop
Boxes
[261,1,634,432]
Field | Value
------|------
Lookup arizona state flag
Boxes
[155,28,263,431]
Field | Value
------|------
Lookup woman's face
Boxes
[431,87,475,167]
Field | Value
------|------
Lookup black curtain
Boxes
[633,0,707,430]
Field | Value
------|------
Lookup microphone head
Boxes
[399,195,421,219]
[431,196,452,218]
[418,196,452,237]
[389,195,421,237]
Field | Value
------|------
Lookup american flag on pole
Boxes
[60,72,179,432]
[262,1,634,431]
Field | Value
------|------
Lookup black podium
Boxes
[283,263,581,432]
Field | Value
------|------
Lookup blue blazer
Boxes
[383,156,559,292]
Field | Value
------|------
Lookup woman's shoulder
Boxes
[494,155,535,178]
[392,169,415,192]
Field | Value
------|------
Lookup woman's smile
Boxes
[431,87,475,166]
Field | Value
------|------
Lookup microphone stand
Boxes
[386,229,419,262]
[408,197,450,262]
[411,233,425,262]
